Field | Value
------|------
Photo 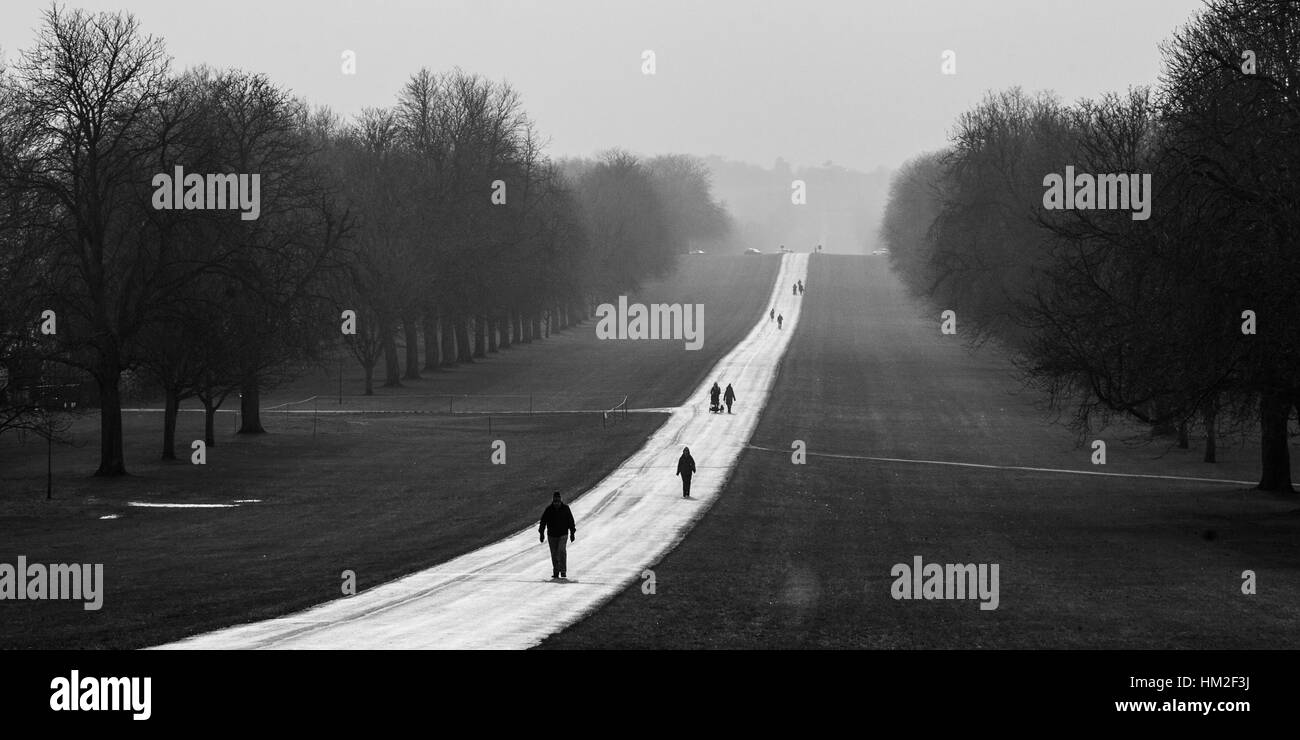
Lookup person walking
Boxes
[676,447,696,497]
[792,283,798,296]
[723,383,736,413]
[770,308,774,321]
[709,381,722,412]
[777,313,783,329]
[538,491,576,580]
[798,280,804,295]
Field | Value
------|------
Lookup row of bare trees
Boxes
[879,0,1300,491]
[0,6,731,477]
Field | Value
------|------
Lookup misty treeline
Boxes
[0,6,731,476]
[880,0,1300,491]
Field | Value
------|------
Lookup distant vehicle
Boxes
[779,246,791,253]
[689,249,706,255]
[871,248,890,256]
[744,248,761,255]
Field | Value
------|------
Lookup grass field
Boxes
[541,254,1300,649]
[0,254,780,649]
[0,412,663,649]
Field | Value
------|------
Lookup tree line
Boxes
[0,6,730,477]
[880,0,1300,491]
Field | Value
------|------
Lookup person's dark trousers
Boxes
[726,400,732,413]
[681,474,692,497]
[547,535,568,576]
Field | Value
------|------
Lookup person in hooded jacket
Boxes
[676,447,696,497]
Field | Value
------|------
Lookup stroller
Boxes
[709,390,724,413]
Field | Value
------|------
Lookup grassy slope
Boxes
[0,254,780,649]
[542,254,1300,649]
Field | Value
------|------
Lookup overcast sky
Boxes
[1,0,1206,172]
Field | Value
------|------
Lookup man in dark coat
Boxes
[676,447,697,497]
[709,381,721,412]
[538,491,576,579]
[723,383,736,413]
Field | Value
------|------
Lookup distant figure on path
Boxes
[538,491,576,579]
[770,308,774,321]
[709,381,722,412]
[676,447,696,497]
[792,283,798,295]
[798,280,804,295]
[777,314,784,329]
[724,383,736,413]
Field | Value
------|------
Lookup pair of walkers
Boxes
[709,381,737,413]
[537,445,703,579]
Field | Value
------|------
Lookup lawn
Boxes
[541,254,1300,649]
[0,253,782,649]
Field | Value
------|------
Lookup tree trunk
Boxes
[363,361,375,396]
[487,314,499,353]
[440,312,458,366]
[382,324,402,387]
[474,314,487,358]
[402,314,421,380]
[531,313,542,341]
[162,386,179,460]
[238,378,266,434]
[423,311,441,370]
[456,316,474,363]
[515,310,527,343]
[202,396,217,446]
[498,313,512,349]
[93,366,128,476]
[1176,420,1189,449]
[1257,391,1293,492]
[1203,400,1217,464]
